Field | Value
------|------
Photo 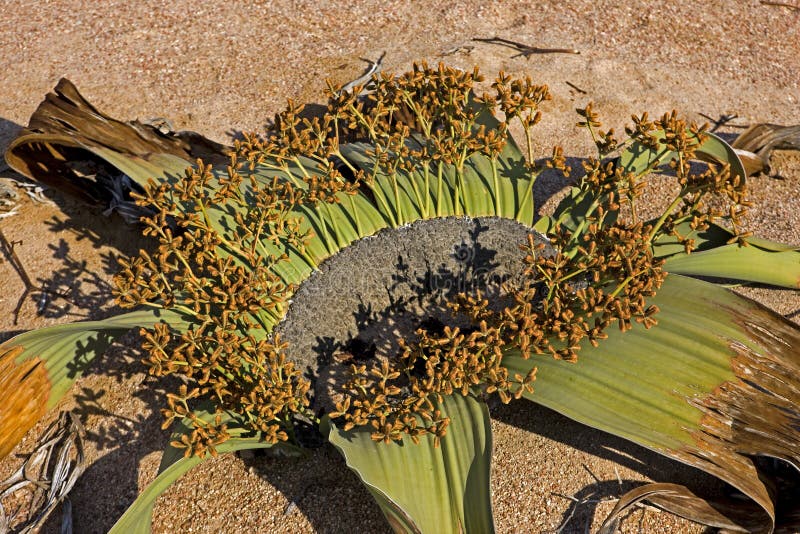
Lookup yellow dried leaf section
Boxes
[0,347,50,459]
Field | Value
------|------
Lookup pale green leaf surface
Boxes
[93,148,192,188]
[651,219,800,256]
[550,186,618,235]
[504,274,800,531]
[664,243,800,288]
[651,219,734,258]
[651,220,800,288]
[326,394,494,534]
[692,132,748,182]
[339,140,534,226]
[1,308,191,408]
[503,275,749,452]
[744,236,800,252]
[532,214,555,234]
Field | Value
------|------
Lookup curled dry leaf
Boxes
[4,78,227,218]
[0,411,85,533]
[731,123,800,175]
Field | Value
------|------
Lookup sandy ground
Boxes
[0,1,799,532]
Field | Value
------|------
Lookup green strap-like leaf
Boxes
[0,308,192,458]
[339,135,534,226]
[618,130,747,184]
[1,308,191,408]
[664,241,800,287]
[503,274,754,450]
[108,409,300,534]
[325,394,494,534]
[652,220,800,288]
[503,274,800,531]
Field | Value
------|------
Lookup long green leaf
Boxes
[503,274,800,531]
[652,220,800,288]
[325,394,494,534]
[1,308,190,405]
[0,308,191,458]
[504,275,734,449]
[108,409,300,534]
[664,242,800,287]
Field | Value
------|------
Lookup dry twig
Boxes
[546,465,661,533]
[473,36,579,58]
[337,52,387,95]
[565,81,587,95]
[0,229,34,325]
[759,0,800,10]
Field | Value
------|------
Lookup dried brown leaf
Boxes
[732,123,800,175]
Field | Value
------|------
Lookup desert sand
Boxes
[0,1,799,532]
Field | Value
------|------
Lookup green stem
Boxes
[299,246,319,270]
[391,169,403,225]
[323,201,347,249]
[556,267,588,285]
[648,192,687,242]
[347,104,376,140]
[196,198,213,230]
[313,204,337,255]
[292,156,311,180]
[405,165,425,218]
[402,95,431,137]
[515,169,539,224]
[567,197,602,243]
[260,161,305,189]
[609,275,634,298]
[368,179,398,227]
[585,121,601,159]
[334,149,359,176]
[522,120,535,165]
[454,165,463,216]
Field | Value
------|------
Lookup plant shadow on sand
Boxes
[0,120,168,531]
[234,401,724,533]
[491,402,724,533]
[0,117,23,152]
[0,165,152,339]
